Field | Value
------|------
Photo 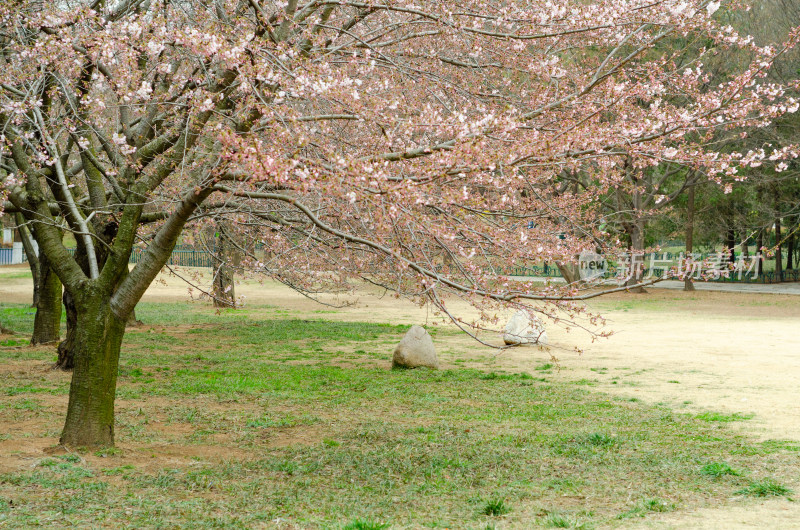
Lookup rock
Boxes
[392,325,439,369]
[503,310,548,345]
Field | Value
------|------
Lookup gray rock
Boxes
[393,325,439,369]
[503,310,548,345]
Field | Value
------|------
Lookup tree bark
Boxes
[55,221,122,369]
[126,308,143,327]
[775,217,783,281]
[212,224,236,308]
[684,185,695,291]
[16,213,62,344]
[725,226,736,267]
[625,218,647,293]
[59,299,126,448]
[787,225,794,270]
[56,290,78,370]
[119,266,143,327]
[556,262,580,284]
[31,251,62,345]
[16,214,41,309]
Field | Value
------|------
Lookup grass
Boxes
[617,498,675,520]
[343,521,390,530]
[700,462,741,478]
[543,513,588,528]
[695,412,755,423]
[0,301,799,528]
[584,432,617,447]
[482,498,510,516]
[735,478,793,498]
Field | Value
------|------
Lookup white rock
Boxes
[503,310,548,345]
[392,325,439,369]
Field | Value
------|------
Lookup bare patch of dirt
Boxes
[263,424,330,448]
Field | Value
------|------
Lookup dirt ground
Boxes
[2,264,800,528]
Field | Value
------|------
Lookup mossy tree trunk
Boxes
[55,239,90,371]
[56,222,123,369]
[16,214,41,309]
[56,290,78,370]
[16,213,62,344]
[59,294,126,448]
[31,251,62,345]
[55,268,140,371]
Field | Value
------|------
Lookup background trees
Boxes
[606,0,800,274]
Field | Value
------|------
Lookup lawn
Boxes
[0,301,797,528]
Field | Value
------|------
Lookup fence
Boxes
[503,263,800,284]
[40,248,800,284]
[129,248,214,268]
[0,244,27,266]
[65,246,214,268]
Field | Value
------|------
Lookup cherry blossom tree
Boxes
[1,0,798,447]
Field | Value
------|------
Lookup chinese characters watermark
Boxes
[601,251,762,285]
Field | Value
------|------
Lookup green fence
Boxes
[61,248,800,283]
[67,246,214,268]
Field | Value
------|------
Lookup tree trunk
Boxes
[775,218,783,281]
[625,219,647,293]
[56,290,78,370]
[21,245,41,309]
[17,213,62,344]
[118,266,143,327]
[31,251,62,345]
[787,226,794,270]
[725,227,736,267]
[55,221,121,369]
[127,308,143,327]
[16,213,40,308]
[757,230,764,276]
[212,226,236,308]
[556,262,580,284]
[59,299,126,448]
[684,185,695,291]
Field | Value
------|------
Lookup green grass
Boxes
[584,432,617,447]
[0,270,34,280]
[343,521,390,530]
[700,462,740,478]
[543,513,577,528]
[482,498,510,516]
[735,478,793,498]
[695,412,755,423]
[617,498,675,520]
[0,302,798,528]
